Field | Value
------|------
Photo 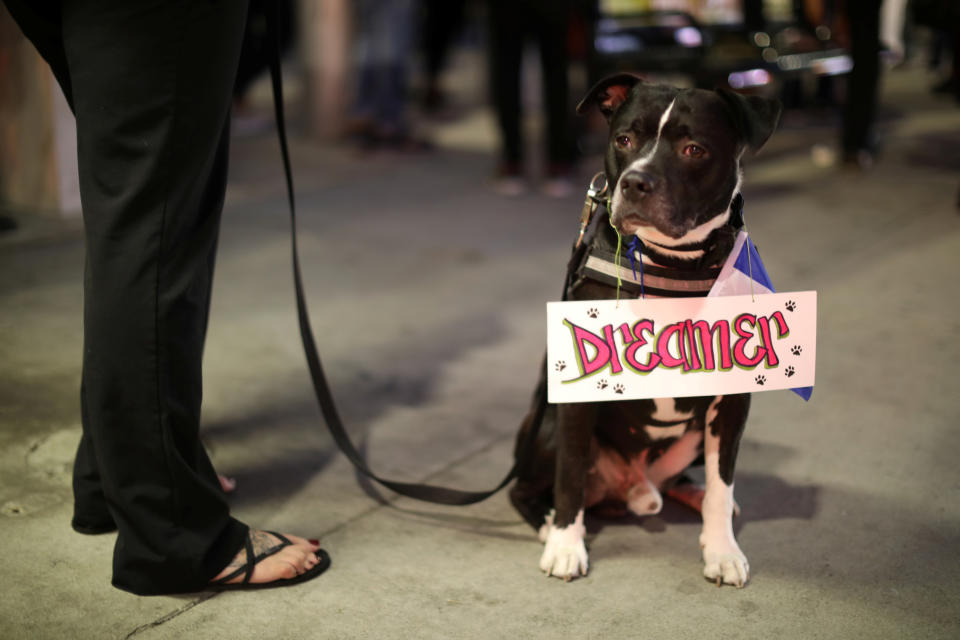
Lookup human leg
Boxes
[421,0,465,110]
[0,0,111,536]
[7,0,328,595]
[61,0,251,594]
[488,0,526,167]
[71,383,114,534]
[533,0,572,170]
[1,0,72,109]
[841,0,882,161]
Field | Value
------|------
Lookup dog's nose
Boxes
[619,170,657,201]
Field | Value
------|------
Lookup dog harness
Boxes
[571,196,744,299]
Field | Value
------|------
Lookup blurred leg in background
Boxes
[350,0,430,151]
[487,0,573,196]
[841,0,882,168]
[232,0,295,134]
[420,0,466,112]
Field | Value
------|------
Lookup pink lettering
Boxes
[732,313,766,368]
[624,319,660,373]
[656,322,686,369]
[560,308,793,383]
[564,319,622,378]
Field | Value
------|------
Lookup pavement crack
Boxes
[27,436,45,454]
[123,593,217,639]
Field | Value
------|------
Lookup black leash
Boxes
[263,9,556,505]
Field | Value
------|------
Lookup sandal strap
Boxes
[211,531,291,585]
[266,531,293,546]
[211,534,255,585]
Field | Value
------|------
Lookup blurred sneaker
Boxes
[491,163,527,197]
[541,164,576,198]
[842,149,875,172]
[378,131,434,154]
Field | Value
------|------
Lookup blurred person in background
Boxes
[348,0,430,151]
[839,0,906,169]
[487,0,576,197]
[913,0,960,101]
[800,0,905,169]
[231,0,295,134]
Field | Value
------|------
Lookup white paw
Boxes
[539,510,588,581]
[701,538,750,588]
[537,510,555,543]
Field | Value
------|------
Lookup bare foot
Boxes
[217,474,236,493]
[211,530,322,586]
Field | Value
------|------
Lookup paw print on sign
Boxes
[755,375,766,386]
[613,383,625,394]
[784,366,795,378]
[587,308,599,319]
[597,379,608,390]
[785,300,797,312]
[555,360,566,372]
[791,345,802,356]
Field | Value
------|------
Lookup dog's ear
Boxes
[715,89,782,152]
[576,73,643,119]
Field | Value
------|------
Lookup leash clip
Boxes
[576,172,608,248]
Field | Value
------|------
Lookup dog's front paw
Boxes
[540,534,588,581]
[539,512,588,581]
[537,510,555,543]
[700,537,749,588]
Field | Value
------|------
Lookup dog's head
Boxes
[577,74,781,248]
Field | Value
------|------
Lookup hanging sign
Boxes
[546,291,816,403]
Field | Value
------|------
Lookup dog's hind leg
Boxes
[632,429,704,516]
[539,403,596,581]
[699,394,750,587]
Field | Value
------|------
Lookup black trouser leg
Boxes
[842,0,882,154]
[71,379,114,534]
[1,0,73,109]
[5,0,251,595]
[422,0,465,81]
[488,0,525,165]
[67,0,250,594]
[3,0,111,536]
[533,2,571,167]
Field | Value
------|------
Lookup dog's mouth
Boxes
[612,208,690,240]
[615,212,654,235]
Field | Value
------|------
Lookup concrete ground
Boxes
[1,58,959,639]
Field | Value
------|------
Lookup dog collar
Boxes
[573,199,744,299]
[581,247,722,298]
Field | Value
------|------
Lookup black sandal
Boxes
[210,531,330,591]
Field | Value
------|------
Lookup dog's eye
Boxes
[682,144,707,158]
[615,135,632,149]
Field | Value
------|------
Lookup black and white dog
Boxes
[510,74,781,587]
